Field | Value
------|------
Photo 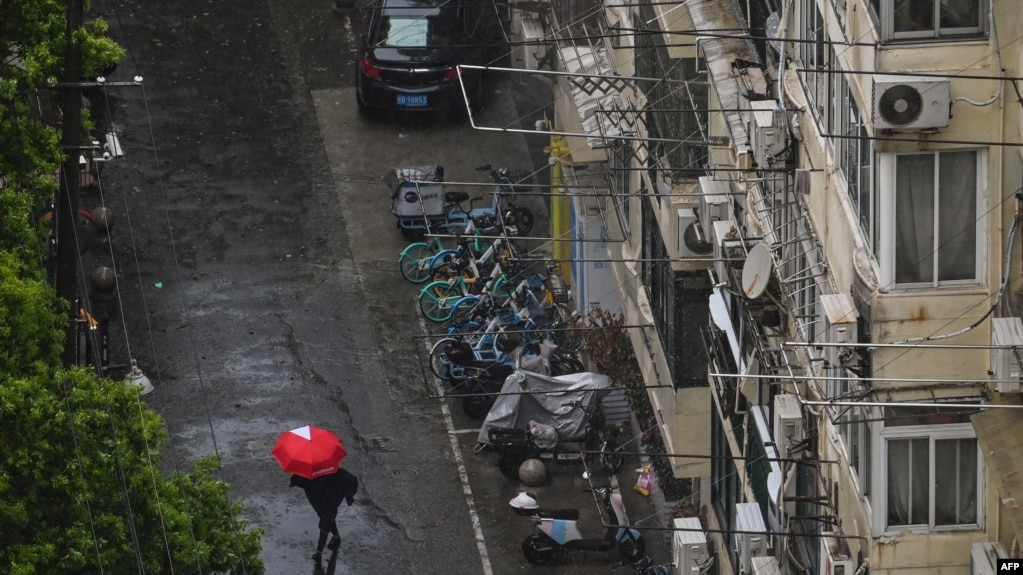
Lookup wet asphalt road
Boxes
[88,1,671,573]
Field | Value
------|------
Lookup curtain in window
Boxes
[937,151,977,281]
[934,438,978,525]
[940,0,981,29]
[887,437,929,526]
[894,0,935,34]
[895,155,935,284]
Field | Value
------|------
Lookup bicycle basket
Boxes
[526,274,545,291]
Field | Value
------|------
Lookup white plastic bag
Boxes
[528,420,559,449]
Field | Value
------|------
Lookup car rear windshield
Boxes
[376,13,458,48]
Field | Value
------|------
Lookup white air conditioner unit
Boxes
[971,542,1007,575]
[672,517,709,573]
[512,11,547,70]
[871,74,951,130]
[819,533,854,575]
[748,100,787,167]
[677,208,714,263]
[772,394,804,459]
[713,219,744,288]
[818,294,859,373]
[751,556,781,575]
[991,317,1023,393]
[735,502,769,575]
[698,176,733,233]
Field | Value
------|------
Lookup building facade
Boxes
[506,0,1023,573]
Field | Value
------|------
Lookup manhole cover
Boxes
[391,467,420,479]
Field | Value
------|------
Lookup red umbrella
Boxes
[271,425,348,479]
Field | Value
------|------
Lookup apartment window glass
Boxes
[881,406,981,530]
[881,150,982,288]
[874,0,985,41]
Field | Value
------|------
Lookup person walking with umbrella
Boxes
[272,425,359,561]
[290,468,358,561]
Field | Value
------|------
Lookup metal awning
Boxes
[683,0,769,150]
[971,402,1023,535]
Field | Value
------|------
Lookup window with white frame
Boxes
[796,0,828,122]
[870,0,987,42]
[826,372,873,497]
[878,149,984,289]
[879,405,982,531]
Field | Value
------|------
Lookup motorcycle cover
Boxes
[476,370,611,446]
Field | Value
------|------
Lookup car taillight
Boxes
[361,57,381,79]
[442,66,460,81]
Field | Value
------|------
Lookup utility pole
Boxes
[57,0,85,367]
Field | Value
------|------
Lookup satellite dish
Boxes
[742,243,773,299]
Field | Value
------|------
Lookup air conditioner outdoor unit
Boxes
[677,208,713,264]
[971,541,1007,575]
[672,517,708,573]
[712,219,744,288]
[734,502,769,575]
[751,556,781,575]
[991,317,1023,393]
[819,533,854,575]
[772,394,804,459]
[747,100,787,167]
[818,293,859,374]
[698,176,733,233]
[871,74,950,130]
[512,11,547,70]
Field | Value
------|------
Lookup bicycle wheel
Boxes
[399,242,436,283]
[419,281,459,322]
[429,337,459,380]
[506,206,534,236]
[598,439,625,474]
[449,295,482,328]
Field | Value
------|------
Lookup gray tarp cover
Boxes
[477,370,611,445]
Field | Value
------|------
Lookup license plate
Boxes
[397,95,428,107]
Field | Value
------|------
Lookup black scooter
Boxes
[509,474,644,565]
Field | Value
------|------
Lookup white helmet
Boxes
[509,491,538,510]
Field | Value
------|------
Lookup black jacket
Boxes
[290,469,358,516]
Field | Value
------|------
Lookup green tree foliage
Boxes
[0,1,264,573]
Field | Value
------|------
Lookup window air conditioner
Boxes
[697,176,733,234]
[991,317,1023,393]
[734,502,768,575]
[819,533,854,575]
[971,542,1007,575]
[672,517,708,573]
[677,208,713,263]
[747,100,787,168]
[871,74,950,130]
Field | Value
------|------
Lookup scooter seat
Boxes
[535,508,580,521]
[445,191,470,204]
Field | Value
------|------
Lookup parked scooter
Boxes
[487,400,624,479]
[446,336,571,419]
[509,475,644,565]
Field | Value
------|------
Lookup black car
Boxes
[356,0,506,116]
